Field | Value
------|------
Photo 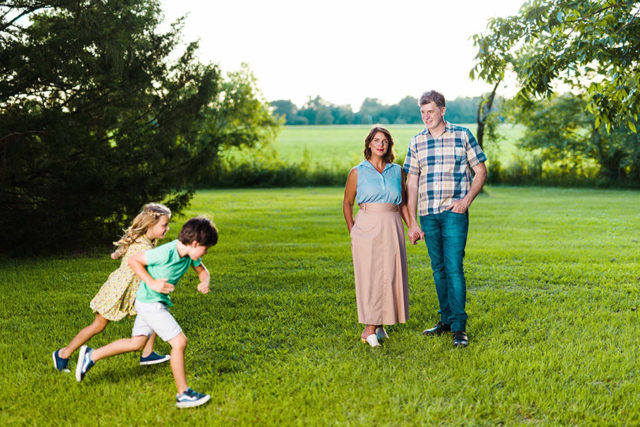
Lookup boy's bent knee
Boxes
[168,333,187,350]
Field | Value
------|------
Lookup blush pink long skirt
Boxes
[350,203,409,325]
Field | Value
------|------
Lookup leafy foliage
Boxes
[0,1,278,254]
[472,0,640,131]
[511,93,640,181]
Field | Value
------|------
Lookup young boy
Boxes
[75,216,218,409]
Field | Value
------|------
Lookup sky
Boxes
[160,0,525,109]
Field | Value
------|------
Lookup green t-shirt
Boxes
[135,240,202,307]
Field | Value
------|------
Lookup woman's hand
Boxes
[408,226,424,244]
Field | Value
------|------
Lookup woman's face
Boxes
[369,132,389,158]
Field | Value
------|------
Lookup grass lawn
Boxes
[1,186,639,424]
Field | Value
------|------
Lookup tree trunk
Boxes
[476,80,501,150]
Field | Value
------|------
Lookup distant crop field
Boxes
[275,124,525,167]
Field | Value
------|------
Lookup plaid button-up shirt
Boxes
[403,122,487,216]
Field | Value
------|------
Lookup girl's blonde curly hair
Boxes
[112,203,171,256]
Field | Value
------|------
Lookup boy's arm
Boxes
[128,251,174,294]
[193,263,210,294]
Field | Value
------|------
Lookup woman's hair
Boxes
[363,125,395,163]
[113,203,171,254]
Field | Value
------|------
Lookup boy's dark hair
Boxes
[178,217,218,247]
[419,90,446,108]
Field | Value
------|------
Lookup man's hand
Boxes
[149,278,174,294]
[197,281,210,294]
[408,225,424,245]
[446,198,471,214]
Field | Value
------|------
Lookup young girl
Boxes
[53,203,172,371]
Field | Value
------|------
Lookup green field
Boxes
[1,186,639,424]
[274,124,525,167]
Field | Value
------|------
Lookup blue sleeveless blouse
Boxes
[356,161,402,205]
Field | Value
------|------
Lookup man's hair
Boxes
[178,217,218,247]
[419,90,446,108]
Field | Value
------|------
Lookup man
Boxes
[404,90,487,347]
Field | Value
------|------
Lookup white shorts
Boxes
[132,300,183,342]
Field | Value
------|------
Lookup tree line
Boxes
[270,96,486,125]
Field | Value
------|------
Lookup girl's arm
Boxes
[193,263,210,294]
[128,252,174,294]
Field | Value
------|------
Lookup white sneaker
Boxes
[361,334,381,347]
[176,388,211,409]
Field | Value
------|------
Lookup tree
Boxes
[201,63,281,178]
[513,93,640,181]
[471,0,640,132]
[357,98,387,124]
[475,86,501,150]
[445,96,484,125]
[394,96,421,124]
[298,96,334,125]
[270,100,298,124]
[329,104,355,125]
[0,1,278,254]
[270,99,308,125]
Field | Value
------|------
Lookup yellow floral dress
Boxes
[89,236,154,321]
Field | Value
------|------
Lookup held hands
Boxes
[408,225,424,245]
[110,250,122,260]
[150,278,175,294]
[197,281,210,294]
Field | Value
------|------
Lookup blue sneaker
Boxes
[52,349,70,372]
[139,351,171,366]
[176,388,211,409]
[75,345,95,382]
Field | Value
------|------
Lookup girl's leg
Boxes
[91,335,148,362]
[167,333,188,394]
[59,314,109,359]
[140,332,158,358]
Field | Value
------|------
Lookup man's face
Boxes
[420,101,445,130]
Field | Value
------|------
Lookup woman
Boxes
[343,125,410,347]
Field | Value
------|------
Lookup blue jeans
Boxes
[420,210,469,332]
